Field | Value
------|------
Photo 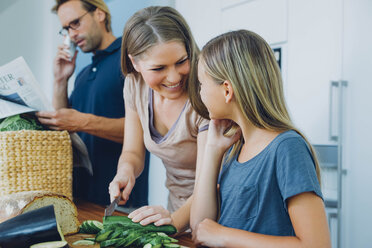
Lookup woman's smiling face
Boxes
[130,41,190,100]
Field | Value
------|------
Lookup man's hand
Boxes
[36,108,88,132]
[54,44,77,84]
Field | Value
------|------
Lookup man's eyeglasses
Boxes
[59,11,90,36]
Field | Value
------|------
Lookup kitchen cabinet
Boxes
[286,0,343,145]
[221,0,287,45]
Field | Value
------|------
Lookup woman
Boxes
[109,6,208,233]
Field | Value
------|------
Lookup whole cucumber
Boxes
[103,216,177,235]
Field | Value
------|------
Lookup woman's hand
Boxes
[207,119,241,153]
[128,205,174,227]
[108,166,136,204]
[193,218,226,247]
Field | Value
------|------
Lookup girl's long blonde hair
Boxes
[196,30,321,182]
[121,6,207,115]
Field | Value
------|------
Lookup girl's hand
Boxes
[207,119,241,152]
[128,205,174,227]
[193,218,226,247]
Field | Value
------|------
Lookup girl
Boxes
[191,30,331,247]
[108,6,208,233]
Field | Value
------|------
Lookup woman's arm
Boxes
[128,128,209,233]
[193,192,331,248]
[109,106,146,204]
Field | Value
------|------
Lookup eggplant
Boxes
[0,205,63,248]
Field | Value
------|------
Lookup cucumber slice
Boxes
[84,237,96,242]
[95,229,114,242]
[72,239,96,245]
[79,220,103,234]
[30,240,68,248]
[89,220,103,232]
[163,244,181,248]
[99,238,122,247]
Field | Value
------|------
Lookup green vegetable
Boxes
[79,220,103,234]
[163,244,181,248]
[0,205,63,248]
[100,238,123,247]
[95,229,114,242]
[72,239,95,245]
[0,114,44,131]
[103,216,177,235]
[81,216,179,247]
[30,240,68,248]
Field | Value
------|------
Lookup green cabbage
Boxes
[0,114,44,131]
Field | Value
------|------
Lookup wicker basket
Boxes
[0,130,73,199]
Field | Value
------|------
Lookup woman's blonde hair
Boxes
[121,6,207,114]
[197,30,321,182]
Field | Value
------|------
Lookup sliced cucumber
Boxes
[72,239,95,245]
[30,240,68,248]
[95,229,114,242]
[103,216,177,235]
[79,220,103,234]
[99,238,122,247]
[163,244,181,248]
[84,237,96,242]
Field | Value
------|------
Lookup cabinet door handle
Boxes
[329,81,339,141]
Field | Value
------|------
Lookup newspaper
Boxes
[0,57,93,175]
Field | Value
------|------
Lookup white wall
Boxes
[0,0,61,102]
[341,0,372,246]
[175,0,222,48]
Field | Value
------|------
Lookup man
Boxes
[37,0,149,206]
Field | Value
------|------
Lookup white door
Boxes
[341,0,372,247]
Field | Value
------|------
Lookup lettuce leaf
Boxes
[0,114,44,131]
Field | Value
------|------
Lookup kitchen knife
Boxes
[104,194,121,217]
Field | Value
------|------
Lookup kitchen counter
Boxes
[66,200,195,248]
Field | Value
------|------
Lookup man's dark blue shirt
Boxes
[69,37,148,206]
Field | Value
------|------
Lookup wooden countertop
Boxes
[66,200,195,248]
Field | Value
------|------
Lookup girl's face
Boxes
[130,41,190,100]
[197,61,227,119]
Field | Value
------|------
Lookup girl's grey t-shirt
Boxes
[218,130,322,236]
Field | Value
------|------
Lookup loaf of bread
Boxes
[0,191,79,235]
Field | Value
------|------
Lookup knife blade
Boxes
[104,194,121,217]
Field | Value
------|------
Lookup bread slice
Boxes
[0,191,79,235]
